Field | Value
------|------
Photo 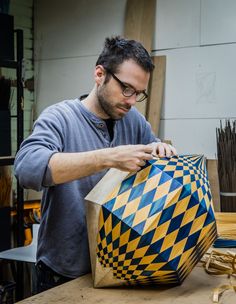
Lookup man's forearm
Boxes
[48,144,155,185]
[49,149,111,184]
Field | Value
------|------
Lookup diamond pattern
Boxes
[96,155,217,285]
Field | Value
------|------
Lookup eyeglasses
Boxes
[106,70,148,102]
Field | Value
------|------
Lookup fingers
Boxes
[162,143,177,158]
[132,144,154,161]
[133,146,153,170]
[113,143,177,173]
[112,144,154,172]
[130,145,154,170]
[150,142,178,158]
[134,159,146,169]
[141,144,154,155]
[168,144,178,156]
[112,143,178,173]
[158,143,176,158]
[142,151,154,161]
[160,143,172,158]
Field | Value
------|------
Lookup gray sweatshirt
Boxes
[14,98,159,278]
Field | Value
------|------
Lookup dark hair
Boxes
[96,36,155,75]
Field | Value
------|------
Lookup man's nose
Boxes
[125,94,136,106]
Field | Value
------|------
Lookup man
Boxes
[14,36,177,292]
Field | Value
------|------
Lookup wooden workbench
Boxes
[16,263,236,304]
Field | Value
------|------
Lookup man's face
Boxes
[96,60,150,120]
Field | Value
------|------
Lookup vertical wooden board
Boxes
[124,0,156,116]
[146,55,166,136]
[206,159,220,212]
[124,0,156,52]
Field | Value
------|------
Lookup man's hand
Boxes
[109,144,154,172]
[48,143,177,185]
[149,142,178,158]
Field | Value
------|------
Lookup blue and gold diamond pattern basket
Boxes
[85,155,217,287]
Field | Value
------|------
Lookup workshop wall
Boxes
[154,0,236,158]
[34,0,236,159]
[34,0,126,115]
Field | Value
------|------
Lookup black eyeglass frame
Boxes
[106,69,148,102]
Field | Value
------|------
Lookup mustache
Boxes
[118,104,131,110]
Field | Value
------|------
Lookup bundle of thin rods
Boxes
[216,120,236,211]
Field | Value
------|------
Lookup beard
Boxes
[97,85,131,120]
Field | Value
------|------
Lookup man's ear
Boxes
[94,65,106,85]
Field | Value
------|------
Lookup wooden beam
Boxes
[207,159,220,212]
[146,55,166,136]
[124,0,156,116]
[124,0,156,52]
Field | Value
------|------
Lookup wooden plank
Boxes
[124,0,156,116]
[146,55,166,136]
[207,159,220,212]
[124,0,156,52]
[215,212,236,238]
[16,266,236,304]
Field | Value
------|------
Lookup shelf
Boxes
[0,156,15,165]
[0,59,18,68]
[11,200,41,216]
[0,29,24,247]
[0,27,25,301]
